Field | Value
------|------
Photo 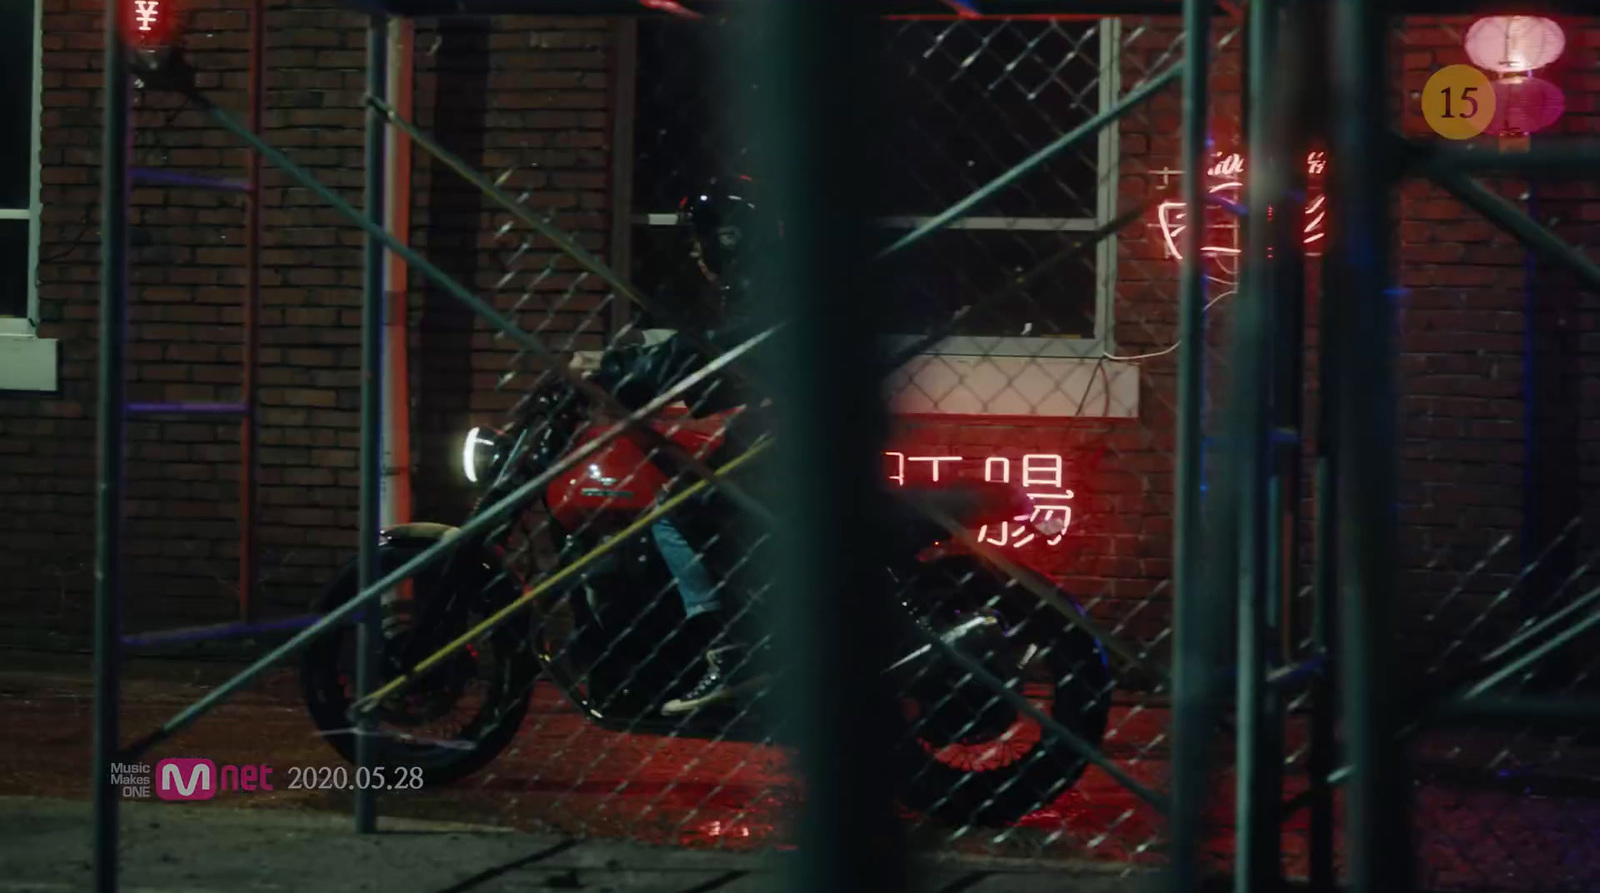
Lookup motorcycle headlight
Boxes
[460,426,505,485]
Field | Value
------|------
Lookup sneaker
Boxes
[661,644,768,716]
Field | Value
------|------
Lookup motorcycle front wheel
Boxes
[891,558,1114,828]
[300,538,541,787]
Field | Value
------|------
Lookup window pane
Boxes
[634,18,1102,219]
[879,229,1097,340]
[874,20,1101,218]
[629,18,1105,339]
[0,219,29,318]
[0,0,33,209]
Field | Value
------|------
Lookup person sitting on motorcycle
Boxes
[584,175,773,716]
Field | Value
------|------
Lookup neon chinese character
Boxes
[883,451,1075,550]
[1157,150,1328,263]
[884,451,906,486]
[908,456,961,482]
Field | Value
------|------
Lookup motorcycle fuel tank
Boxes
[545,411,731,529]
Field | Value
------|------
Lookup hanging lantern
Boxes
[1465,16,1566,74]
[1487,75,1567,135]
[121,0,181,49]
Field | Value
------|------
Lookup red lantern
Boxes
[121,0,180,49]
[1487,75,1566,136]
[1465,16,1565,74]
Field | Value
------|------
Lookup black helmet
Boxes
[678,175,769,307]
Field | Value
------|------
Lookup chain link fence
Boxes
[20,5,1600,891]
[275,8,1253,874]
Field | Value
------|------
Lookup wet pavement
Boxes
[1,664,1598,891]
[0,796,1168,893]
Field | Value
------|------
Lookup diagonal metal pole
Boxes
[348,438,772,714]
[912,623,1171,814]
[92,7,131,892]
[1462,591,1600,699]
[916,506,1168,683]
[119,329,771,759]
[178,91,776,528]
[366,95,767,391]
[878,62,1182,259]
[1421,160,1600,296]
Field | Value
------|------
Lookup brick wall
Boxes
[2,9,1598,671]
[0,1,614,648]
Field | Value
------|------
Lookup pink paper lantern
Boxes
[1487,75,1567,135]
[1465,16,1566,73]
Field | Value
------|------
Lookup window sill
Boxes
[886,353,1138,419]
[0,331,59,392]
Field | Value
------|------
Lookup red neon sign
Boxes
[883,452,1074,549]
[122,0,179,48]
[1157,150,1328,263]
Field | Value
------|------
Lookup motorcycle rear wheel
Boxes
[891,559,1114,828]
[300,539,540,787]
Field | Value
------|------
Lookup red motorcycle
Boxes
[300,378,1112,826]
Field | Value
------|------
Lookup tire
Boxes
[300,537,541,787]
[892,558,1114,828]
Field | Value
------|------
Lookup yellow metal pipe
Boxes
[350,437,770,716]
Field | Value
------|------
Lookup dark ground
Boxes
[0,654,1597,891]
[0,796,1168,892]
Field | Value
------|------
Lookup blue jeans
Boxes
[651,517,721,619]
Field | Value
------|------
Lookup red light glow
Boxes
[122,0,179,47]
[1487,75,1567,136]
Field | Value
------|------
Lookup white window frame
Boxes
[0,0,58,392]
[632,19,1122,361]
[615,17,1137,418]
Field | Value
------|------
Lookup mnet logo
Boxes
[155,759,216,801]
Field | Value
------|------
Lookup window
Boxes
[0,0,55,391]
[627,17,1121,362]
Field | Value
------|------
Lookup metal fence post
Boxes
[740,3,906,892]
[92,4,131,890]
[355,11,389,834]
[1168,1,1221,889]
[1236,0,1288,886]
[1331,0,1412,889]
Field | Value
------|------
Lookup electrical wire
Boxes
[1100,279,1237,362]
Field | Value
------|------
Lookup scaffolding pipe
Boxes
[1235,0,1288,885]
[382,17,413,533]
[354,12,389,834]
[240,0,263,623]
[92,9,131,893]
[742,4,908,893]
[1331,0,1413,888]
[1166,0,1217,887]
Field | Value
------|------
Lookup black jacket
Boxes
[588,322,759,419]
